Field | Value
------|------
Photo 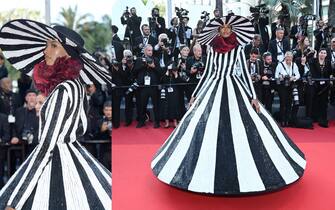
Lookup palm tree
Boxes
[59,5,92,31]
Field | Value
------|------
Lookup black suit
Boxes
[111,40,124,63]
[120,15,142,45]
[148,16,166,38]
[268,38,290,64]
[313,28,326,51]
[12,107,39,156]
[132,35,158,57]
[0,113,10,188]
[93,117,111,171]
[167,26,186,60]
[134,57,162,124]
[112,34,121,43]
[244,43,266,60]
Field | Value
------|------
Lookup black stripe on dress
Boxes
[10,87,70,207]
[67,144,105,210]
[0,150,35,209]
[214,79,239,194]
[21,186,36,210]
[49,146,67,210]
[152,50,222,176]
[73,142,111,197]
[258,113,305,176]
[232,79,286,190]
[170,74,221,189]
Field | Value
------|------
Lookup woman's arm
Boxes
[5,83,73,209]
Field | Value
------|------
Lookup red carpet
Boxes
[113,121,335,210]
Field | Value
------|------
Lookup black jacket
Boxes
[0,89,23,115]
[134,57,162,86]
[244,43,266,60]
[120,15,142,42]
[148,16,166,38]
[12,107,39,145]
[186,56,207,83]
[132,35,158,57]
[0,113,10,143]
[0,65,8,80]
[268,38,290,64]
[111,40,125,63]
[313,28,326,51]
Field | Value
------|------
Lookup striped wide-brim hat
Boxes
[0,19,112,85]
[198,15,255,46]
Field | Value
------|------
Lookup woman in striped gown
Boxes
[151,15,306,195]
[0,20,111,209]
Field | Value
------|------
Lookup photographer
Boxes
[160,62,182,128]
[154,33,173,71]
[122,50,139,126]
[168,17,185,61]
[11,89,39,157]
[134,44,162,128]
[93,101,112,171]
[133,24,158,57]
[290,16,308,49]
[314,20,329,52]
[260,52,276,113]
[111,59,128,129]
[120,7,142,47]
[0,113,10,188]
[270,15,289,40]
[328,37,335,105]
[275,51,300,127]
[268,27,290,65]
[148,8,166,39]
[247,48,262,100]
[292,37,315,60]
[176,46,190,117]
[185,44,206,101]
[249,4,270,48]
[211,8,222,21]
[307,48,332,127]
[244,34,266,60]
[0,54,8,80]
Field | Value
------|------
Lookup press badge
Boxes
[8,114,15,123]
[167,87,174,93]
[320,81,325,85]
[144,76,151,86]
[196,73,202,79]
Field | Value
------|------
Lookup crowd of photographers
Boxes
[110,6,335,130]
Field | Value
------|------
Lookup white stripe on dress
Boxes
[227,76,265,192]
[31,161,52,210]
[69,144,111,210]
[234,76,300,184]
[258,105,306,168]
[187,53,226,193]
[59,143,90,210]
[157,54,223,183]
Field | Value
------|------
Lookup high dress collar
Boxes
[210,33,239,53]
[33,57,82,96]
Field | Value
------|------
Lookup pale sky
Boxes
[0,0,116,23]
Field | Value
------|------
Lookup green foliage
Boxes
[0,8,41,26]
[142,0,149,5]
[153,0,166,17]
[59,6,92,30]
[77,15,112,53]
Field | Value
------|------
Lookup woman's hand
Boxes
[188,97,196,109]
[251,99,260,113]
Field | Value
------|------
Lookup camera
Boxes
[142,56,153,65]
[251,73,261,82]
[123,6,130,17]
[175,7,189,20]
[126,81,139,95]
[200,11,210,22]
[303,47,315,57]
[103,119,113,132]
[161,38,169,46]
[192,61,205,72]
[284,75,291,87]
[292,84,299,105]
[250,4,269,14]
[22,129,34,145]
[125,55,134,65]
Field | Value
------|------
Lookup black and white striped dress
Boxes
[151,46,306,195]
[0,79,111,209]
